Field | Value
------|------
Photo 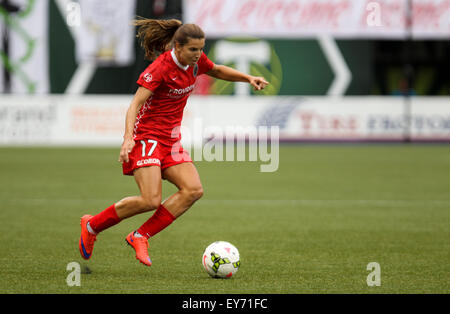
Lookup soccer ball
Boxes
[202,241,240,278]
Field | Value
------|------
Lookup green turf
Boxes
[0,145,449,293]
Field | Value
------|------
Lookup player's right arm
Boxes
[119,86,153,163]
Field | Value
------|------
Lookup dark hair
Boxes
[133,18,205,61]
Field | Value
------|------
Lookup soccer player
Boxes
[79,19,268,266]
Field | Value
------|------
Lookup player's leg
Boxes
[123,166,163,266]
[115,166,162,219]
[79,166,162,260]
[161,162,204,218]
[125,144,202,266]
[86,165,162,231]
[131,162,203,243]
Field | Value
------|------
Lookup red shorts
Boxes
[122,138,192,176]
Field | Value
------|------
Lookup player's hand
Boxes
[249,76,269,91]
[119,137,135,164]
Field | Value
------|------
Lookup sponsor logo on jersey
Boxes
[168,83,195,98]
[143,73,152,82]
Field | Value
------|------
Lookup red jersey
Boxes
[135,49,214,145]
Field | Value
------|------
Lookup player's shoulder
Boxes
[147,51,173,71]
[155,50,173,64]
[141,51,174,82]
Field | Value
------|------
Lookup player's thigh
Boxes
[162,162,203,193]
[134,165,163,205]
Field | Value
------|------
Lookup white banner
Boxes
[185,96,450,142]
[0,95,130,145]
[182,0,450,39]
[0,95,449,146]
[0,0,49,93]
[182,96,409,142]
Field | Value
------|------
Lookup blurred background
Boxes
[1,0,449,144]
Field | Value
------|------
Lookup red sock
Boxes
[88,204,121,234]
[137,204,176,239]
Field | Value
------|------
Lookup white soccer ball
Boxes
[202,241,240,278]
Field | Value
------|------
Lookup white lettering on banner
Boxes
[183,0,450,39]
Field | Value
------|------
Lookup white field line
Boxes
[202,199,450,207]
[5,198,450,207]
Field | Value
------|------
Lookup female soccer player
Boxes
[79,19,268,266]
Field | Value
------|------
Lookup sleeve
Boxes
[136,60,164,92]
[197,52,215,76]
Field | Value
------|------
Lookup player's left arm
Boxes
[206,64,269,91]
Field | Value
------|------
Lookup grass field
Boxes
[0,144,449,294]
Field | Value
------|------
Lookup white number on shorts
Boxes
[140,140,158,157]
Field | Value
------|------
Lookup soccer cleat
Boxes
[125,232,152,266]
[79,215,97,260]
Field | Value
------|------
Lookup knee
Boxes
[140,197,161,213]
[185,185,204,202]
[193,186,204,201]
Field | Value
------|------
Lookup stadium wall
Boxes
[0,95,449,146]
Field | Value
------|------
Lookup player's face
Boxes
[176,37,205,66]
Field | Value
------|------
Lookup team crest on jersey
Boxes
[193,64,198,77]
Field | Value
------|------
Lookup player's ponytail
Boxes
[134,18,182,61]
[134,18,205,61]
